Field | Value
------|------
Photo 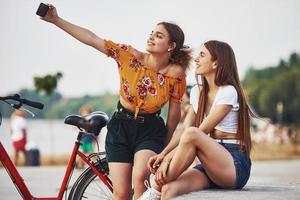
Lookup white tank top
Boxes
[190,85,239,134]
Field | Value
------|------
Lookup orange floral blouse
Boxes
[105,40,186,117]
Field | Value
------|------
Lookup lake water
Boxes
[0,119,107,156]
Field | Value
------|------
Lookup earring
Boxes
[168,49,172,52]
[212,63,217,69]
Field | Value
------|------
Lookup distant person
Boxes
[10,110,28,165]
[77,105,95,169]
[40,4,192,199]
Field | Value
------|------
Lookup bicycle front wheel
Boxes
[69,161,112,200]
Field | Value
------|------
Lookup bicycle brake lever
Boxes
[20,107,35,117]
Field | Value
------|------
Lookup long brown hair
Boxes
[158,22,192,70]
[195,40,253,155]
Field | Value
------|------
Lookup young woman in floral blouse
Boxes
[40,4,192,200]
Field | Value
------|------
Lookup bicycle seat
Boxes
[64,111,109,136]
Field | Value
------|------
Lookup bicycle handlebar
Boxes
[0,94,44,110]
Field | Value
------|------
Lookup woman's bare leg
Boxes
[133,150,157,199]
[109,163,133,200]
[166,127,236,187]
[161,169,209,200]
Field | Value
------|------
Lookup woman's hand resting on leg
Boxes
[154,159,171,187]
[147,152,166,174]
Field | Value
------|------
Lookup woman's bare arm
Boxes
[41,4,107,54]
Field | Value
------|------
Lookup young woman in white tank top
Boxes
[139,40,254,200]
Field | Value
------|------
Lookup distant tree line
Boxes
[243,52,300,128]
[1,52,299,128]
[0,89,170,120]
[0,89,119,119]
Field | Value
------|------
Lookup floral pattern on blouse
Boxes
[129,57,143,72]
[104,40,186,114]
[136,76,158,100]
[157,74,165,87]
[122,79,135,103]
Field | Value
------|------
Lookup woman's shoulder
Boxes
[189,84,201,113]
[218,85,238,100]
[190,84,201,97]
[219,85,237,94]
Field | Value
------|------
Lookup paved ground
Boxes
[174,160,300,200]
[0,160,299,200]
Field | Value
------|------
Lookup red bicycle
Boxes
[0,94,113,200]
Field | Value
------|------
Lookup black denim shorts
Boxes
[194,143,251,189]
[105,102,168,163]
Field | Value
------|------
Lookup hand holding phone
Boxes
[36,3,49,17]
[37,3,58,23]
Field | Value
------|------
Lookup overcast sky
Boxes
[1,0,299,97]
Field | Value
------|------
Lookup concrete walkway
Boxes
[0,160,299,199]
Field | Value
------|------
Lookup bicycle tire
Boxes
[68,159,112,200]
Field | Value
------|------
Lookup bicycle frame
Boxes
[0,131,112,200]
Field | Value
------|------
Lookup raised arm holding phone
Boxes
[38,3,192,200]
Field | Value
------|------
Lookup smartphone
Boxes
[36,3,49,17]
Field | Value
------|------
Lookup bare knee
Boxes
[180,127,204,145]
[113,189,131,200]
[133,170,149,184]
[161,183,178,200]
[132,170,150,197]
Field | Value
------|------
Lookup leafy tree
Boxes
[243,52,300,127]
[34,72,63,96]
[289,52,299,66]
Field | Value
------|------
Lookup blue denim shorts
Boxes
[194,143,251,189]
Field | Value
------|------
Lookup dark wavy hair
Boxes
[158,22,192,70]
